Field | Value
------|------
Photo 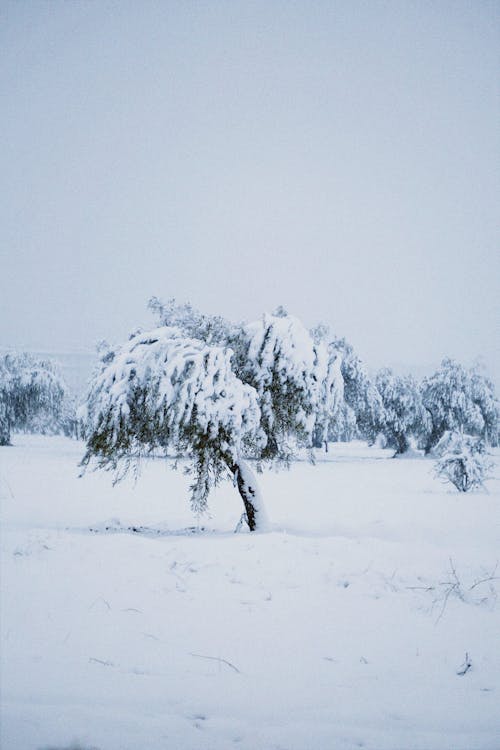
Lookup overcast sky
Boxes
[1,1,498,381]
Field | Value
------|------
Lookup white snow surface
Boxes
[1,435,499,750]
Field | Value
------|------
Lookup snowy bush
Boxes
[434,432,493,493]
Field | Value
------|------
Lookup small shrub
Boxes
[434,431,493,492]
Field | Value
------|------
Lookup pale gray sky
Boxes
[1,1,498,381]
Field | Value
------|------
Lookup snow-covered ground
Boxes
[1,436,499,750]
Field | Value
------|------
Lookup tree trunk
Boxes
[395,433,409,456]
[227,457,269,532]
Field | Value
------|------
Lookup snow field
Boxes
[1,436,499,749]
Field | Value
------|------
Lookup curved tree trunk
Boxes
[227,457,269,532]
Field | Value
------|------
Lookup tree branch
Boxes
[189,652,241,673]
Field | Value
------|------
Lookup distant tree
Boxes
[469,365,500,447]
[0,359,11,445]
[329,337,384,443]
[309,324,345,450]
[375,369,428,454]
[59,395,81,439]
[0,353,66,445]
[311,349,344,451]
[236,311,326,462]
[434,431,493,493]
[327,401,357,443]
[421,359,500,452]
[81,307,327,531]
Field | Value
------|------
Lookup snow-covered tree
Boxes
[236,312,325,462]
[0,358,12,445]
[329,337,384,443]
[0,353,66,445]
[82,307,327,531]
[326,400,357,443]
[309,324,345,450]
[81,327,268,529]
[58,395,82,439]
[375,369,428,454]
[312,349,344,451]
[421,359,500,452]
[469,365,500,447]
[434,431,493,493]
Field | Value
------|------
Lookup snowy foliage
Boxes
[469,365,500,446]
[327,400,358,443]
[58,395,83,439]
[375,369,428,454]
[149,300,331,458]
[329,337,383,443]
[313,348,344,450]
[237,312,325,461]
[308,320,346,448]
[0,353,66,445]
[422,359,500,451]
[147,302,345,458]
[148,296,234,347]
[434,431,494,493]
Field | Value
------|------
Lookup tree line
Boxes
[80,299,499,528]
